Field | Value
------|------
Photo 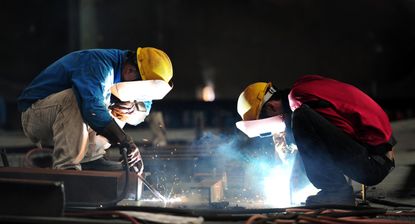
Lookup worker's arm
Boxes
[100,119,143,173]
[71,63,114,132]
[71,60,143,173]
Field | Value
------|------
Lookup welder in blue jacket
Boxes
[18,47,173,172]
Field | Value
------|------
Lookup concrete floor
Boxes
[362,118,415,206]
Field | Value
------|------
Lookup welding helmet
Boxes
[236,82,285,138]
[111,47,173,102]
[237,82,277,121]
[137,47,173,84]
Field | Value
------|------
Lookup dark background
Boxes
[1,0,415,129]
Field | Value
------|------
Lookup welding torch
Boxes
[123,147,167,203]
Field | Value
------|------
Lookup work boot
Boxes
[81,158,123,171]
[305,185,356,206]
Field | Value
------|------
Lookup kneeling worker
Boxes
[236,75,396,206]
[18,47,173,172]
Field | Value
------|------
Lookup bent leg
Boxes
[51,89,109,169]
[21,89,107,170]
[292,105,390,189]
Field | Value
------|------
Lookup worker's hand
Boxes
[272,131,297,163]
[100,120,143,174]
[120,139,144,175]
[128,146,144,175]
[109,101,136,122]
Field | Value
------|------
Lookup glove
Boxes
[109,101,136,122]
[120,140,144,175]
[109,101,152,126]
[99,120,144,173]
[128,148,144,174]
[272,131,296,163]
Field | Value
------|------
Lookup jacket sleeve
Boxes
[71,63,114,133]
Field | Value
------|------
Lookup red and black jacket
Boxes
[288,75,396,152]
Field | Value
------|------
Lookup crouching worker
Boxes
[18,47,173,173]
[236,75,396,206]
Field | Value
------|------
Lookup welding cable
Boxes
[103,206,241,222]
[98,206,389,223]
[298,215,345,224]
[293,208,410,224]
[319,215,415,224]
[319,208,387,218]
[245,214,268,224]
[244,207,390,224]
[271,220,297,224]
[101,206,243,223]
[246,213,301,224]
[285,208,316,213]
[66,210,141,224]
[23,147,53,168]
[101,205,287,221]
[286,206,388,217]
[297,204,374,210]
[245,213,340,224]
[290,207,388,222]
[245,207,415,224]
[244,212,317,224]
[65,147,130,209]
[270,213,415,224]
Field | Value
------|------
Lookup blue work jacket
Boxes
[17,49,127,133]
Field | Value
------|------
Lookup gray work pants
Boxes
[21,89,109,170]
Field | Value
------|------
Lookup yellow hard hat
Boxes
[136,47,173,83]
[237,82,276,121]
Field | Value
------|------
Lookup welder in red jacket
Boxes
[236,75,396,206]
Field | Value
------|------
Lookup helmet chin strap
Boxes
[263,86,277,103]
[259,85,278,116]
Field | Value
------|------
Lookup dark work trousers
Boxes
[291,104,394,191]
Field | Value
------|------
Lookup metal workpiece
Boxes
[0,167,141,206]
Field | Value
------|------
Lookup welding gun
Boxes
[120,146,167,203]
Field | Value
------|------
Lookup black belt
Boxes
[367,136,396,171]
[366,135,396,156]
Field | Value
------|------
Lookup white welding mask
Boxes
[110,79,173,102]
[235,115,286,138]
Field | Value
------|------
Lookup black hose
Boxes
[65,147,130,209]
